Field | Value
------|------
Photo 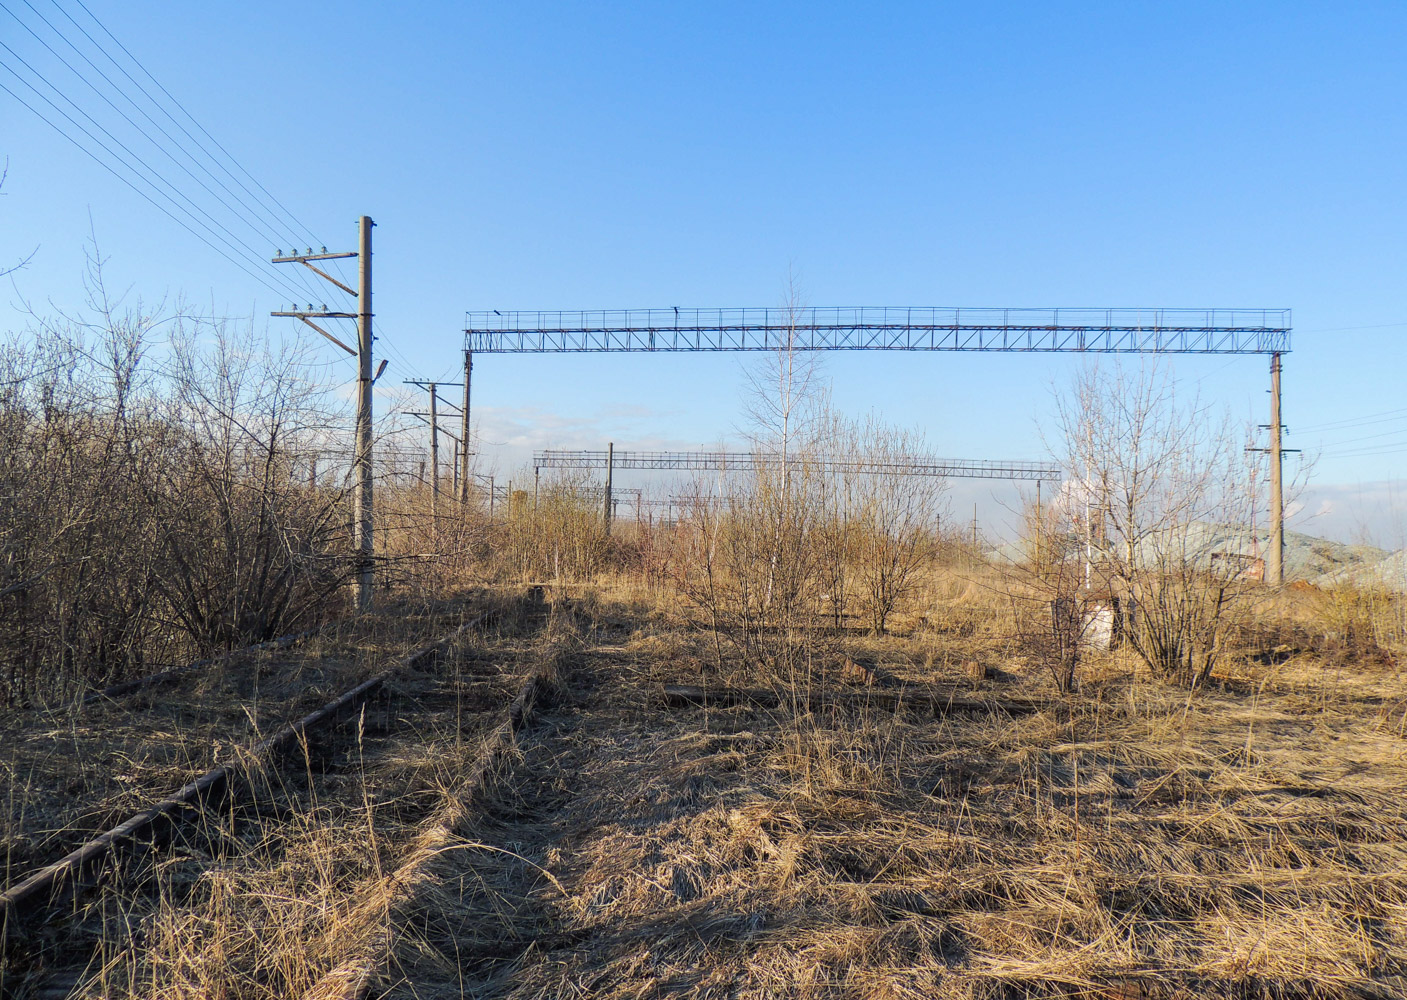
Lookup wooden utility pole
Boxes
[271,218,375,611]
[403,378,463,527]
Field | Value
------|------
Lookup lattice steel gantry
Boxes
[533,450,1061,483]
[459,304,1294,582]
[464,306,1290,354]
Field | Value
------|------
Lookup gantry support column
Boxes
[1268,353,1284,587]
[428,381,439,530]
[460,351,472,506]
[603,442,614,534]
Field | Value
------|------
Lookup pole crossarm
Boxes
[272,222,375,609]
[272,310,358,320]
[534,450,1062,483]
[409,413,461,443]
[466,306,1291,355]
[272,250,358,263]
[404,381,464,412]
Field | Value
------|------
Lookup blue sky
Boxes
[3,2,1405,544]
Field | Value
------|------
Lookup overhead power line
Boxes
[1298,407,1407,434]
[65,0,322,249]
[0,75,310,307]
[1313,425,1407,449]
[1,0,413,367]
[52,0,318,248]
[2,0,336,308]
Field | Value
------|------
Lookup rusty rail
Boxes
[1,610,496,936]
[302,637,564,1000]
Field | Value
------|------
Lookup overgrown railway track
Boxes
[0,590,558,998]
[6,591,1403,999]
[1,598,486,883]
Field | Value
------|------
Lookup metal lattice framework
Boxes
[534,450,1061,483]
[491,483,642,503]
[467,307,1291,355]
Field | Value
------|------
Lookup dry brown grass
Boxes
[6,578,1405,999]
[0,593,494,887]
[0,590,540,997]
[53,607,548,1000]
[368,586,1407,1000]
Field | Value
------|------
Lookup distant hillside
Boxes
[1279,529,1388,580]
[988,523,1386,582]
[1314,549,1407,591]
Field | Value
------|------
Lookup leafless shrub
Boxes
[0,258,354,703]
[1049,362,1263,688]
[844,416,946,634]
[671,286,828,679]
[670,295,947,676]
[148,322,351,651]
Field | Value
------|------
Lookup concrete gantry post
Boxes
[1268,353,1284,586]
[603,442,614,533]
[428,380,439,529]
[354,216,375,611]
[460,351,472,507]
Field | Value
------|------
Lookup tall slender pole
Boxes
[1035,479,1042,571]
[1268,352,1284,586]
[603,442,615,533]
[460,351,472,506]
[428,381,439,531]
[354,216,374,611]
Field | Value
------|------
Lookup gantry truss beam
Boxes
[534,450,1061,483]
[507,484,644,502]
[466,307,1290,355]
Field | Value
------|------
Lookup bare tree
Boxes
[846,415,947,634]
[670,277,829,677]
[1051,361,1261,688]
[740,271,824,626]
